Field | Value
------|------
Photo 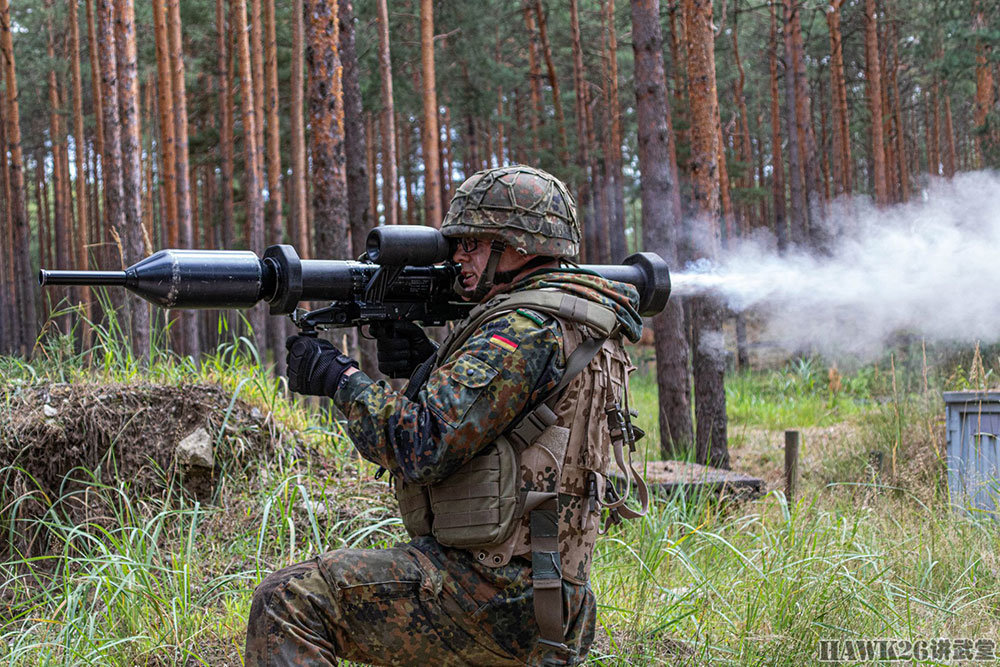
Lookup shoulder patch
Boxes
[515,308,548,327]
[488,333,519,352]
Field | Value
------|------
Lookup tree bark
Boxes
[250,0,266,190]
[630,0,693,458]
[1,0,37,354]
[522,0,544,159]
[769,1,787,251]
[166,0,199,355]
[569,0,592,262]
[96,0,125,273]
[306,0,350,257]
[340,0,377,375]
[781,0,807,245]
[85,0,105,210]
[929,83,941,176]
[826,0,851,195]
[944,93,957,178]
[152,0,177,249]
[683,0,729,468]
[419,0,441,226]
[46,1,69,326]
[534,0,569,164]
[69,0,92,348]
[864,0,888,206]
[888,18,908,201]
[114,0,149,357]
[973,0,993,168]
[234,0,266,343]
[217,0,234,248]
[375,0,398,226]
[604,0,628,262]
[291,0,309,256]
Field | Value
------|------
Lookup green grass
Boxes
[5,317,1000,664]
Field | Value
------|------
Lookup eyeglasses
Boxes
[454,237,480,253]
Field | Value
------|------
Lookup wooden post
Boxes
[784,430,800,501]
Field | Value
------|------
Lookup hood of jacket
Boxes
[506,267,644,343]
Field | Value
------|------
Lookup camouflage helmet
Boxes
[441,165,580,258]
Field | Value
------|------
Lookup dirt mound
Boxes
[1,382,275,501]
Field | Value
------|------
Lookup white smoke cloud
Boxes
[672,171,1000,359]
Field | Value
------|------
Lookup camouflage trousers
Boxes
[244,536,596,666]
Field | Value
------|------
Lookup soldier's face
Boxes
[452,237,530,300]
[452,237,491,294]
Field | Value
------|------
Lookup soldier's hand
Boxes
[285,335,359,396]
[374,321,437,379]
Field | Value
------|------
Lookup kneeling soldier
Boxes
[246,165,647,666]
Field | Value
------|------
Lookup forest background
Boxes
[3,0,1000,663]
[4,0,995,467]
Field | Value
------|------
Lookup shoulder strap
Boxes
[506,336,606,451]
[436,289,619,363]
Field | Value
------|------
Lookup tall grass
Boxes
[6,311,1000,664]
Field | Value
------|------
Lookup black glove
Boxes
[374,321,437,379]
[285,335,359,396]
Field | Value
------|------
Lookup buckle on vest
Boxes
[538,638,576,665]
[606,402,638,453]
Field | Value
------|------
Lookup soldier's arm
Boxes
[332,311,564,484]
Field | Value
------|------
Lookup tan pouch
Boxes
[429,438,520,548]
[395,480,432,538]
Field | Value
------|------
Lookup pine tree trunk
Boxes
[375,0,397,226]
[630,0,693,458]
[781,0,807,246]
[569,0,592,261]
[306,0,349,257]
[340,0,377,376]
[973,0,993,167]
[864,0,888,205]
[37,157,51,274]
[929,83,941,176]
[826,0,851,195]
[1,0,37,354]
[419,0,441,226]
[96,0,125,273]
[85,0,105,203]
[0,91,13,354]
[46,2,70,327]
[789,0,823,230]
[604,0,628,262]
[944,93,957,178]
[402,119,415,225]
[522,1,544,159]
[366,113,379,226]
[264,0,284,248]
[152,0,178,248]
[683,0,729,469]
[250,0,266,189]
[534,0,569,164]
[69,0,92,348]
[114,0,149,357]
[769,1,787,251]
[217,0,234,248]
[234,0,266,344]
[889,20,908,201]
[167,0,200,355]
[291,0,309,257]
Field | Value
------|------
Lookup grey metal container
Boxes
[943,391,1000,516]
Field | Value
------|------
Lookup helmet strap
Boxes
[470,239,507,301]
[492,255,555,286]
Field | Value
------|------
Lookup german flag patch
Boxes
[489,334,519,352]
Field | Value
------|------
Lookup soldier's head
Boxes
[441,165,580,302]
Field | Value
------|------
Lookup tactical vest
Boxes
[393,287,649,660]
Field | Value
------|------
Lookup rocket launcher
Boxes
[39,226,671,334]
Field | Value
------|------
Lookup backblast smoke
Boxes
[669,171,1000,359]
